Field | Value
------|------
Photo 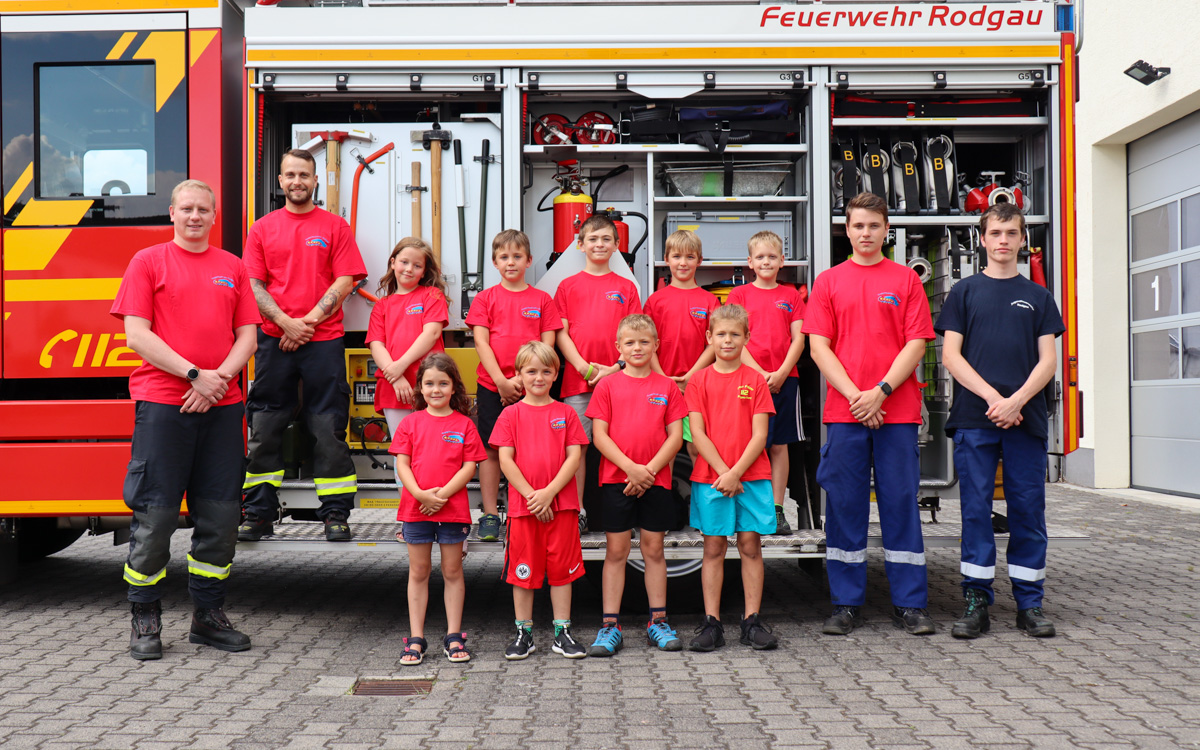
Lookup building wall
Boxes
[1070,0,1200,488]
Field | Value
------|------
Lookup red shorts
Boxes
[504,511,585,589]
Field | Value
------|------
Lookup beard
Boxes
[284,185,313,205]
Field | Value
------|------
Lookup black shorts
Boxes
[600,484,675,533]
[475,385,504,446]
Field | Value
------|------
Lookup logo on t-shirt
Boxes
[689,307,708,320]
[406,303,425,315]
[605,291,626,304]
[775,300,793,313]
[514,563,532,581]
[549,417,567,430]
[877,292,900,307]
[647,393,668,407]
[441,431,465,444]
[737,384,754,400]
[520,307,542,319]
[305,236,330,248]
[211,275,234,289]
[1011,300,1035,311]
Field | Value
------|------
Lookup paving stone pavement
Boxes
[2,484,1200,749]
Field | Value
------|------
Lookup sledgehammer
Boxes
[412,123,452,263]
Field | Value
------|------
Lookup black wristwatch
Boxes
[876,381,892,397]
[616,360,627,370]
[186,367,200,382]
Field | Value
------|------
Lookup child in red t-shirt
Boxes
[464,229,562,542]
[555,215,643,519]
[367,237,449,440]
[389,353,487,666]
[686,304,779,652]
[586,314,687,656]
[726,230,807,535]
[490,342,589,660]
[644,230,719,462]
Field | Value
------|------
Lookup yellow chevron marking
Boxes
[2,229,74,272]
[107,31,138,60]
[3,163,33,215]
[133,30,185,112]
[11,198,94,227]
[190,29,218,67]
[4,278,122,302]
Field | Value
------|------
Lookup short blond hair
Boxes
[747,230,783,255]
[617,313,658,340]
[514,340,560,372]
[492,229,531,260]
[709,302,749,334]
[664,229,703,261]
[170,179,215,208]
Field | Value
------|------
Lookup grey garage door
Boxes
[1128,110,1200,497]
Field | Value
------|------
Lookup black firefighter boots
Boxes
[189,607,252,652]
[130,601,163,660]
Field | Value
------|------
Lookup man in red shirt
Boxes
[240,150,368,542]
[111,180,260,660]
[803,192,936,636]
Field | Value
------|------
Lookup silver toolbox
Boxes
[663,211,795,261]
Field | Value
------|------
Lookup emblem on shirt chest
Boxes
[441,431,465,444]
[877,292,900,307]
[305,235,330,248]
[737,385,754,400]
[550,417,567,430]
[604,291,626,304]
[647,393,668,407]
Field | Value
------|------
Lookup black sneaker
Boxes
[189,608,251,652]
[773,505,792,535]
[1016,607,1057,638]
[821,605,863,635]
[951,589,991,639]
[323,513,353,542]
[237,515,273,542]
[552,627,587,659]
[130,601,163,661]
[892,607,936,635]
[477,514,502,542]
[505,627,536,660]
[689,615,725,652]
[577,510,589,535]
[739,613,779,650]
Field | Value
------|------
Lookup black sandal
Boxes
[401,636,427,666]
[443,632,471,663]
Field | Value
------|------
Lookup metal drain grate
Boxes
[351,679,435,696]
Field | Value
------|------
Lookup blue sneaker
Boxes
[587,624,623,657]
[647,619,683,651]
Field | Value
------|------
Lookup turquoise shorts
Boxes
[689,479,775,536]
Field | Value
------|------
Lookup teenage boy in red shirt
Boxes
[555,215,643,524]
[727,230,807,535]
[803,192,936,636]
[586,314,687,656]
[465,229,562,540]
[491,341,590,660]
[240,149,368,542]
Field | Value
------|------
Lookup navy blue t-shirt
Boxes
[934,273,1065,439]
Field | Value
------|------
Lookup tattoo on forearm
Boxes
[317,288,341,316]
[251,278,285,323]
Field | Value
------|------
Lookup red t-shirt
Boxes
[110,241,260,406]
[365,286,448,410]
[554,271,643,398]
[464,284,561,392]
[489,400,589,517]
[685,364,774,484]
[801,258,934,424]
[726,282,806,377]
[388,409,487,523]
[643,285,720,377]
[585,371,689,489]
[242,207,368,341]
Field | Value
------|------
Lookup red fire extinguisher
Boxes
[536,160,592,268]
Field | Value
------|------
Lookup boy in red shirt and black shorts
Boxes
[686,304,779,652]
[491,341,590,660]
[803,192,936,637]
[586,314,687,656]
[465,229,561,541]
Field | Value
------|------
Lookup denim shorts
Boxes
[400,520,471,545]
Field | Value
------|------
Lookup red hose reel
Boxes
[531,111,616,146]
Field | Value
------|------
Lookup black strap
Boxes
[835,99,910,118]
[862,138,887,199]
[894,141,920,215]
[926,137,953,214]
[723,162,734,196]
[837,136,858,200]
[916,99,1038,118]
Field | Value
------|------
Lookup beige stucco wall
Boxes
[1073,0,1200,487]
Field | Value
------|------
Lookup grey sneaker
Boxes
[477,513,502,542]
[822,605,863,635]
[773,505,792,535]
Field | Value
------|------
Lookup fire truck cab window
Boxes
[37,63,156,199]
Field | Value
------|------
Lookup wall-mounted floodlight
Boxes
[1124,60,1171,85]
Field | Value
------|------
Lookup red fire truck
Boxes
[0,0,1084,583]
